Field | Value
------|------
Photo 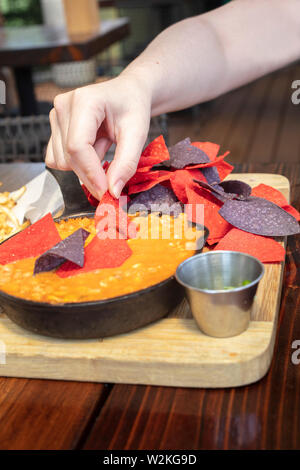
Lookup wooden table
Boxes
[0,18,130,115]
[0,160,299,450]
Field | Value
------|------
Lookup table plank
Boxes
[0,163,113,450]
[81,163,300,450]
[0,378,109,450]
[0,60,299,448]
[211,75,273,164]
[245,67,296,163]
[273,63,300,163]
[168,63,300,165]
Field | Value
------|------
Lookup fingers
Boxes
[66,91,108,199]
[46,81,151,202]
[46,90,108,200]
[94,136,112,161]
[45,137,55,168]
[107,122,149,198]
[53,92,72,154]
[45,93,72,172]
[45,111,70,171]
[48,108,70,171]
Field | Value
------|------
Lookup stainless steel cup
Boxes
[175,251,265,338]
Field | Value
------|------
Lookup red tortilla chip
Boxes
[137,135,170,171]
[170,167,231,239]
[137,157,166,173]
[191,142,232,181]
[185,152,230,170]
[215,159,234,181]
[205,209,232,241]
[57,237,132,278]
[214,227,285,263]
[82,184,99,207]
[127,170,171,195]
[251,184,289,206]
[170,169,207,203]
[206,236,225,246]
[191,142,220,160]
[170,171,189,203]
[128,169,170,185]
[251,184,300,221]
[95,191,135,239]
[102,161,110,172]
[141,135,169,159]
[0,213,61,265]
[282,205,300,222]
[81,161,111,206]
[186,186,231,239]
[186,183,221,207]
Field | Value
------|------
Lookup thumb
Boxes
[107,122,149,198]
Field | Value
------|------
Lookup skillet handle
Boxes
[46,167,93,218]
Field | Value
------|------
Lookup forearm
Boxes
[122,0,300,115]
[47,0,300,199]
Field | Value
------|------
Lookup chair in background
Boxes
[0,114,168,163]
[0,1,172,163]
[0,115,50,162]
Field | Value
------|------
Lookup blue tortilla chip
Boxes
[193,179,252,202]
[218,180,252,200]
[168,138,210,169]
[34,228,90,275]
[219,197,300,236]
[201,166,221,185]
[193,179,234,202]
[128,184,182,217]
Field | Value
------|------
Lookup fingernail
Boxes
[112,179,124,199]
[92,184,104,201]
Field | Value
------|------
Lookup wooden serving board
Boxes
[0,174,289,388]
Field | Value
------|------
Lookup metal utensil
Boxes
[175,251,265,338]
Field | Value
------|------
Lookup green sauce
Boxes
[204,280,251,291]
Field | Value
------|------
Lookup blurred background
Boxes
[0,0,299,166]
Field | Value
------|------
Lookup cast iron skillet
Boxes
[0,169,209,339]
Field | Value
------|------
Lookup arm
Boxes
[46,0,300,200]
[124,0,300,115]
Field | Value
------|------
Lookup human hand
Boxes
[45,75,151,200]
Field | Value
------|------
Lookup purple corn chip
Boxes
[168,138,210,169]
[201,166,221,185]
[193,179,233,202]
[128,184,182,217]
[193,178,252,202]
[218,180,252,200]
[219,196,300,236]
[34,228,90,275]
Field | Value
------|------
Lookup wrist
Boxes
[120,61,161,116]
